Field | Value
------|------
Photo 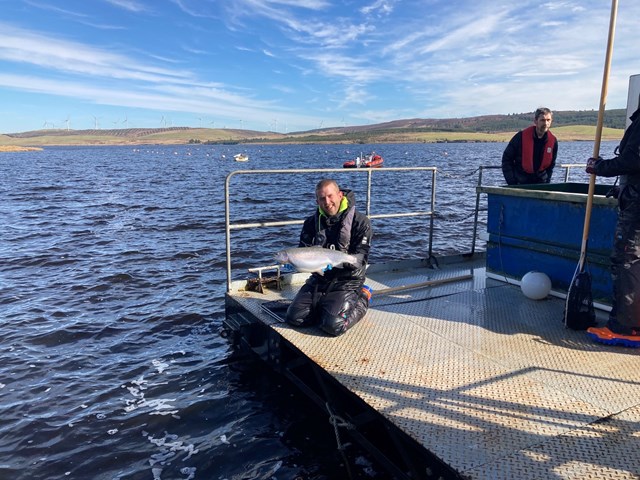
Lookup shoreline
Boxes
[0,145,43,152]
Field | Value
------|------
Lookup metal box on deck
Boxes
[478,183,617,304]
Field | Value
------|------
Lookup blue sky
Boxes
[0,0,638,134]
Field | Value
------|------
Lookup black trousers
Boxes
[285,278,369,336]
[609,193,640,332]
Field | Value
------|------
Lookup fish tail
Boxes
[352,253,365,266]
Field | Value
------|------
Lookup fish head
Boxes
[274,249,289,264]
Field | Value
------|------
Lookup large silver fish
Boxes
[275,246,362,275]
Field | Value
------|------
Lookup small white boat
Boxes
[234,153,249,162]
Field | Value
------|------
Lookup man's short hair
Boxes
[315,178,340,192]
[534,107,553,120]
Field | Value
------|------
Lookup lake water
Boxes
[0,141,619,479]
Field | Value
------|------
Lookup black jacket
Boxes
[299,189,372,284]
[502,129,558,185]
[593,107,640,205]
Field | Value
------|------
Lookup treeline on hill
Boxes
[241,109,625,145]
[481,109,627,132]
[337,109,628,134]
[272,109,628,143]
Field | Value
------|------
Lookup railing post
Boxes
[366,170,373,216]
[428,169,436,258]
[471,166,485,255]
[225,174,233,292]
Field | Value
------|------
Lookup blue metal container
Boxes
[478,183,617,304]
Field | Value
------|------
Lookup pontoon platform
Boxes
[224,254,640,480]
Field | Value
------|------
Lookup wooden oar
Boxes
[372,273,473,296]
[565,0,618,330]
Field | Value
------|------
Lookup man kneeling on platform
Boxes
[285,179,373,336]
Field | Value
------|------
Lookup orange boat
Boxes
[343,152,384,168]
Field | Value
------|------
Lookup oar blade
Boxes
[564,268,597,330]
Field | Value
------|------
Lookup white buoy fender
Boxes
[521,271,552,300]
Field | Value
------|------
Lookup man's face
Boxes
[535,113,553,136]
[316,184,343,217]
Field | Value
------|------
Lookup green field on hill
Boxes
[0,120,625,148]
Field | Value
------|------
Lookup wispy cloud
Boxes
[169,0,219,18]
[0,71,319,125]
[360,0,396,16]
[417,12,507,55]
[244,0,330,9]
[24,1,90,18]
[104,0,149,13]
[301,52,383,84]
[0,24,190,82]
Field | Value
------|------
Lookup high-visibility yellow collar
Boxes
[319,196,348,217]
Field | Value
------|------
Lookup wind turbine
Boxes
[92,115,101,129]
[63,116,70,131]
[122,115,128,128]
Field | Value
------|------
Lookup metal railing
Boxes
[471,165,501,254]
[559,163,587,182]
[470,163,589,253]
[225,163,591,291]
[225,167,436,291]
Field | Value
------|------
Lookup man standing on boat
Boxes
[502,107,558,185]
[585,106,640,347]
[285,179,372,336]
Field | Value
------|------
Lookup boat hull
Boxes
[479,182,617,304]
[343,155,384,168]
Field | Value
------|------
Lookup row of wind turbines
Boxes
[39,116,295,132]
[40,115,186,131]
[41,115,133,130]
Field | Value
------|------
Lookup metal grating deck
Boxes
[226,256,640,479]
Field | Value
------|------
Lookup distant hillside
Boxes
[295,109,627,135]
[0,109,627,146]
[7,126,192,139]
[0,127,281,147]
